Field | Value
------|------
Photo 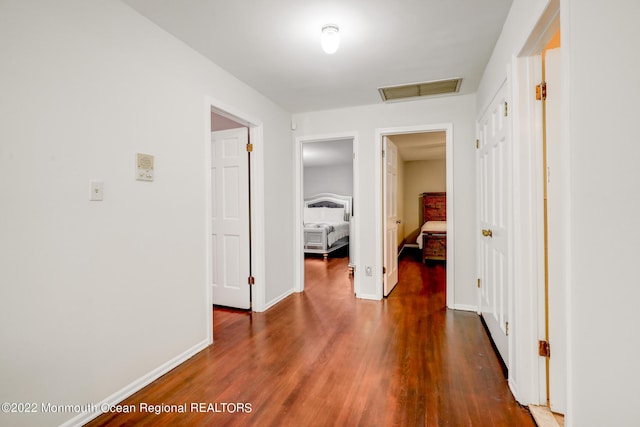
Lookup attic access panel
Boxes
[378,78,462,102]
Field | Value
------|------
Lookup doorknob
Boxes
[396,220,401,224]
[482,229,493,237]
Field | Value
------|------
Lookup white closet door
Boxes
[211,128,250,309]
[478,81,512,366]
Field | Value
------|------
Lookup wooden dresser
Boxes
[421,192,446,261]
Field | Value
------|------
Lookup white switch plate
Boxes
[90,181,104,201]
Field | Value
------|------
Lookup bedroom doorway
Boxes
[382,131,447,297]
[294,134,358,295]
[375,124,454,303]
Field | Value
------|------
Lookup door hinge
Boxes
[536,82,547,101]
[248,276,255,285]
[504,101,509,117]
[505,321,509,336]
[382,266,386,274]
[538,340,551,358]
[246,143,253,152]
[475,139,480,149]
[382,149,385,158]
[477,278,481,288]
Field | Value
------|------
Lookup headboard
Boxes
[422,192,446,223]
[304,193,352,222]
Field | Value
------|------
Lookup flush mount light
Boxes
[321,24,340,54]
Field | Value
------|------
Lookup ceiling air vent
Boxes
[378,78,462,102]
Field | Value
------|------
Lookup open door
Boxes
[383,136,399,296]
[478,80,511,367]
[545,46,566,415]
[211,127,251,309]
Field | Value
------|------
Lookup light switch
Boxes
[90,181,104,201]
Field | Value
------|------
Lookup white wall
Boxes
[477,0,552,113]
[565,1,640,425]
[303,164,353,198]
[0,1,292,426]
[293,94,477,307]
[403,160,447,238]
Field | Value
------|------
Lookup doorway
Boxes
[210,111,251,310]
[382,132,447,297]
[510,0,566,419]
[206,102,266,342]
[294,133,359,295]
[375,124,454,304]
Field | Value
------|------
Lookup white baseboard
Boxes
[356,292,381,300]
[262,289,294,312]
[60,339,210,427]
[452,303,478,312]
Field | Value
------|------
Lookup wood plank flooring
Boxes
[85,251,535,426]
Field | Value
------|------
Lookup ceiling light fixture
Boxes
[321,24,340,54]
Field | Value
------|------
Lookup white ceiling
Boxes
[121,0,513,113]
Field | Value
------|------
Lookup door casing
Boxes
[503,0,566,408]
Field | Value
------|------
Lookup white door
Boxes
[383,136,399,296]
[545,47,566,414]
[211,128,251,309]
[478,81,511,366]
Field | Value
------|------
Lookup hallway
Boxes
[87,252,534,426]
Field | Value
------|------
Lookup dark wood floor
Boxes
[86,250,535,426]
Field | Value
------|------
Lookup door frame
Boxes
[293,131,360,295]
[374,123,454,305]
[204,96,266,343]
[507,0,565,407]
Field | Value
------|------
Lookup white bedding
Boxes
[304,221,349,248]
[303,204,350,251]
[417,221,447,249]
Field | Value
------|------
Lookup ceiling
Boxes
[121,0,513,113]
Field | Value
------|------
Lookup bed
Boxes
[417,192,447,261]
[303,193,352,258]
